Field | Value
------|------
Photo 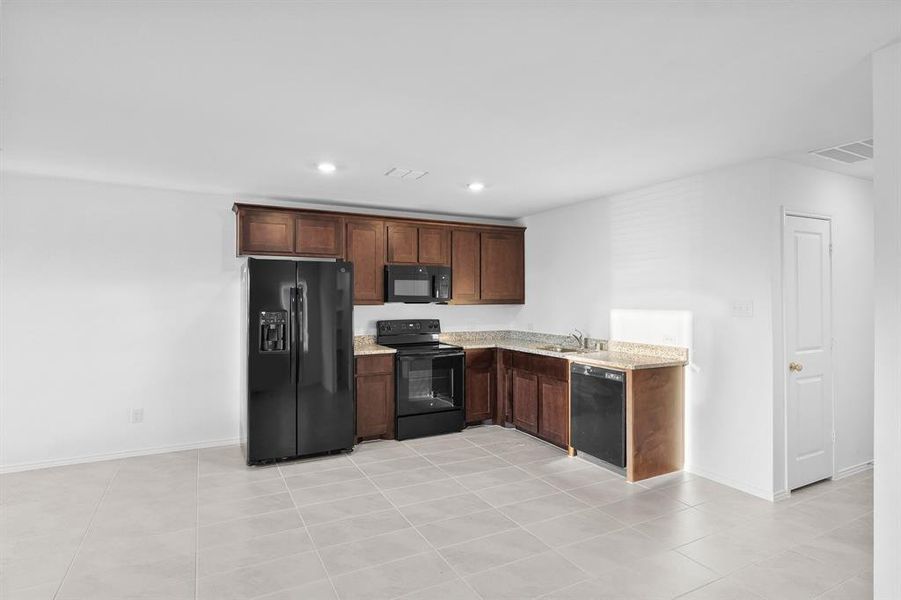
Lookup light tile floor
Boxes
[0,426,873,600]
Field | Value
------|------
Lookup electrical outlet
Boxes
[130,408,144,424]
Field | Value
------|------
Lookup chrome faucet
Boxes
[570,329,585,348]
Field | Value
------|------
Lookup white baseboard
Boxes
[769,460,874,500]
[685,464,776,501]
[772,490,791,502]
[834,460,874,481]
[0,437,241,474]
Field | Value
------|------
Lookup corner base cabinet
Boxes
[354,355,395,442]
[508,352,569,448]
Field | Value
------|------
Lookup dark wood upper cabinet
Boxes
[481,231,525,303]
[539,376,568,447]
[346,218,385,304]
[294,214,344,257]
[234,204,524,305]
[418,227,450,266]
[451,230,480,303]
[512,369,539,434]
[239,210,294,254]
[386,223,418,264]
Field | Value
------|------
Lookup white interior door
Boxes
[784,214,834,490]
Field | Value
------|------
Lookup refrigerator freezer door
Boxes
[296,261,355,456]
[246,258,298,463]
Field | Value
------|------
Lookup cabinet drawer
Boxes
[512,351,568,380]
[465,348,495,370]
[355,354,394,375]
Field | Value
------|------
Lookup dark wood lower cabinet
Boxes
[465,349,495,424]
[512,369,539,434]
[538,376,568,447]
[506,352,569,448]
[354,355,395,441]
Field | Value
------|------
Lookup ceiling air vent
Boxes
[385,167,428,180]
[810,138,874,164]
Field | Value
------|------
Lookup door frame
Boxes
[781,209,836,493]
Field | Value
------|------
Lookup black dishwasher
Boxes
[570,363,626,469]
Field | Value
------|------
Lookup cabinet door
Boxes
[452,230,480,302]
[480,231,524,303]
[512,369,539,434]
[465,349,494,423]
[539,376,568,447]
[346,219,385,304]
[239,210,294,254]
[386,224,418,264]
[495,350,513,425]
[418,227,450,265]
[355,373,394,440]
[295,214,344,257]
[465,368,493,423]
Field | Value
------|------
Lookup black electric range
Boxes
[376,319,465,440]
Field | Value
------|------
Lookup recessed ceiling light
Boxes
[468,182,485,192]
[317,162,337,174]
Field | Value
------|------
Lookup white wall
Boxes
[515,159,874,499]
[872,40,901,600]
[354,304,521,336]
[0,173,522,470]
[0,173,243,470]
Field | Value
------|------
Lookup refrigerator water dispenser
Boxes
[259,311,287,353]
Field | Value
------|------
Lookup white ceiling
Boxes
[2,1,899,219]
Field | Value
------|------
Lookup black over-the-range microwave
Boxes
[385,265,452,303]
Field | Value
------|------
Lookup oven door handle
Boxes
[397,351,465,360]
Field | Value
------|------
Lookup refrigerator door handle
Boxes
[295,285,306,383]
[289,287,298,384]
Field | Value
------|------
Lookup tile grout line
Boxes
[51,459,123,600]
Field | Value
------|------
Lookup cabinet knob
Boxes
[789,362,804,372]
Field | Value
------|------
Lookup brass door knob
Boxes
[789,362,804,372]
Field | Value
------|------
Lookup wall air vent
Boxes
[810,138,874,164]
[385,167,428,180]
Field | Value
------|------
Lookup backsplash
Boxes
[354,329,689,362]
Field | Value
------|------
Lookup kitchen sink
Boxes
[537,344,586,353]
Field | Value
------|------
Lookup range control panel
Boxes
[377,319,441,337]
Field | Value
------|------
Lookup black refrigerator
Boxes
[243,258,354,465]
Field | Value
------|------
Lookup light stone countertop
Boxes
[352,336,396,356]
[354,330,687,370]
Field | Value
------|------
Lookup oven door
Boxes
[385,266,433,303]
[395,351,464,417]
